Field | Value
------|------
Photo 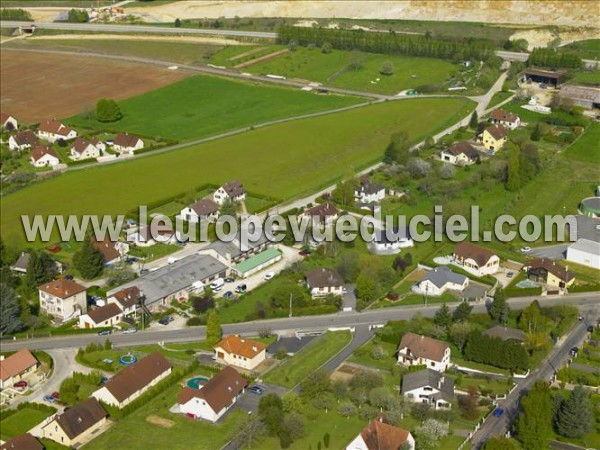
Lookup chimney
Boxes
[252,346,257,352]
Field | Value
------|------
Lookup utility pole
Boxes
[289,293,293,318]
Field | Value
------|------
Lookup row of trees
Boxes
[277,25,496,62]
[505,141,541,192]
[528,48,582,69]
[464,330,529,371]
[0,8,33,21]
[66,9,90,23]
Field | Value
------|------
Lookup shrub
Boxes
[187,317,202,326]
[95,99,122,122]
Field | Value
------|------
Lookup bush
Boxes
[187,317,202,326]
[95,99,122,122]
[0,8,32,20]
[67,8,89,23]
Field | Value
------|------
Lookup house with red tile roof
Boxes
[440,141,479,166]
[180,199,220,223]
[306,268,345,298]
[0,113,18,130]
[489,108,521,130]
[78,303,123,329]
[36,119,77,143]
[112,133,143,155]
[0,349,39,389]
[92,236,129,264]
[70,138,104,161]
[42,398,107,447]
[453,242,500,276]
[482,125,508,151]
[30,145,60,168]
[213,335,266,370]
[0,433,43,450]
[107,286,142,317]
[346,415,415,450]
[213,180,246,205]
[38,278,87,322]
[301,202,338,226]
[397,332,451,372]
[526,258,575,289]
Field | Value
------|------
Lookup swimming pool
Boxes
[516,279,539,288]
[187,377,209,389]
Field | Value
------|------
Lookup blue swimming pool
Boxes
[516,279,539,288]
[187,377,209,389]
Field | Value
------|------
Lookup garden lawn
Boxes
[487,91,513,109]
[65,74,363,141]
[563,122,600,164]
[560,40,600,60]
[571,70,600,86]
[1,97,474,244]
[263,331,352,388]
[0,408,54,440]
[85,382,246,450]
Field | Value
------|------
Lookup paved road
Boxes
[2,294,598,353]
[469,311,599,449]
[529,243,569,261]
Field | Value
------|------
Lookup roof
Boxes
[454,242,497,267]
[189,199,219,217]
[110,286,142,309]
[573,215,600,243]
[485,125,507,140]
[102,352,171,403]
[214,335,266,359]
[373,227,411,244]
[0,433,44,450]
[401,369,454,402]
[419,266,467,289]
[569,238,600,255]
[10,251,30,271]
[306,268,344,289]
[359,416,411,450]
[0,112,13,124]
[11,130,38,147]
[357,177,385,196]
[560,85,600,103]
[39,278,86,299]
[207,233,269,260]
[38,119,72,137]
[221,180,245,198]
[177,366,247,412]
[87,303,122,324]
[490,109,519,123]
[107,254,227,307]
[52,398,107,439]
[398,332,449,363]
[523,68,565,79]
[527,258,575,283]
[72,138,97,154]
[92,236,120,262]
[483,325,526,342]
[0,349,38,382]
[30,145,58,162]
[304,202,338,221]
[234,247,281,274]
[445,141,479,159]
[114,133,141,148]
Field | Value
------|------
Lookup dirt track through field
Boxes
[233,48,288,69]
[0,50,189,124]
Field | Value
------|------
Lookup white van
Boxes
[209,278,225,292]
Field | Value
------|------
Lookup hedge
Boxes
[0,402,55,421]
[505,286,543,298]
[568,284,600,293]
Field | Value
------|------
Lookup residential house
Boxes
[127,225,177,247]
[112,133,143,155]
[70,138,103,160]
[213,335,267,371]
[369,227,413,255]
[301,202,338,227]
[177,366,247,423]
[306,268,345,298]
[0,113,18,130]
[346,415,415,450]
[36,119,77,143]
[213,180,246,205]
[10,251,63,275]
[440,141,479,166]
[397,332,451,372]
[107,254,227,311]
[30,145,60,168]
[107,286,142,317]
[38,278,87,322]
[92,236,128,265]
[180,199,220,223]
[79,303,123,329]
[526,258,575,289]
[483,325,526,343]
[8,130,38,151]
[0,349,39,389]
[401,369,455,409]
[489,109,521,130]
[482,125,508,151]
[453,242,500,276]
[92,352,172,408]
[412,267,469,297]
[41,398,108,447]
[0,434,43,450]
[355,177,386,204]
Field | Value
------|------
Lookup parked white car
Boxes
[264,271,275,281]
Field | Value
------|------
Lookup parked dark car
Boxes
[569,347,578,356]
[493,408,504,418]
[97,329,112,336]
[158,318,170,326]
[248,386,264,395]
[223,291,235,300]
[235,284,247,293]
[588,325,594,333]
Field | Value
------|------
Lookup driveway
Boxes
[267,335,318,356]
[529,244,569,261]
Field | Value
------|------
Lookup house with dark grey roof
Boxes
[401,369,455,409]
[213,180,246,205]
[301,202,338,226]
[10,251,64,275]
[369,227,413,255]
[180,199,220,223]
[306,268,345,298]
[107,254,227,311]
[354,177,386,204]
[412,266,468,297]
[483,325,526,343]
[92,352,172,408]
[42,398,107,447]
[8,129,38,151]
[525,258,575,289]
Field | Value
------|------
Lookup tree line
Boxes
[528,48,582,69]
[277,25,496,62]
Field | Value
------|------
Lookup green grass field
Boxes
[571,70,600,86]
[247,47,461,94]
[0,97,474,244]
[0,407,54,440]
[66,74,362,141]
[561,39,600,60]
[263,331,352,388]
[487,91,513,109]
[564,122,600,163]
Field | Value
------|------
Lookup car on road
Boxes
[122,328,137,334]
[520,247,531,253]
[588,325,595,332]
[223,291,235,300]
[492,408,504,418]
[13,381,28,389]
[158,318,170,325]
[247,385,264,395]
[210,278,225,292]
[264,271,275,281]
[43,395,56,403]
[506,272,514,278]
[569,346,578,356]
[97,329,112,336]
[235,284,247,293]
[51,391,60,399]
[224,277,235,283]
